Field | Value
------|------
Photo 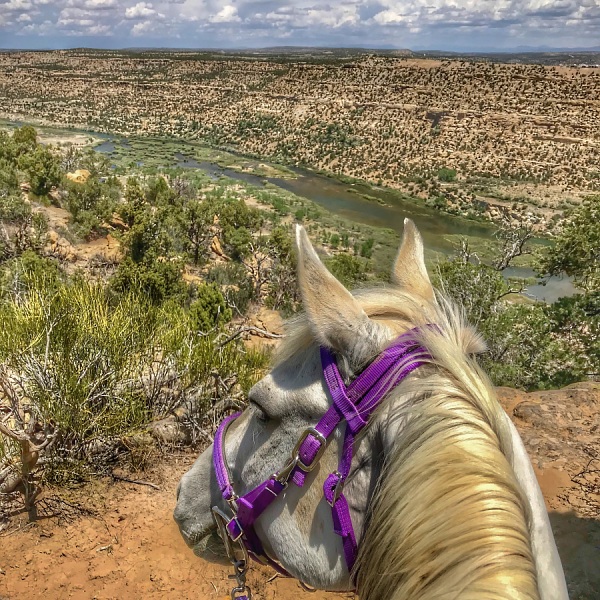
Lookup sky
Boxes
[1,0,600,52]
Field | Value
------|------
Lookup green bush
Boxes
[326,253,368,289]
[437,167,457,182]
[189,283,232,332]
[18,145,62,197]
[0,274,267,490]
[110,257,187,305]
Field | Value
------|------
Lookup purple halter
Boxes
[212,329,429,599]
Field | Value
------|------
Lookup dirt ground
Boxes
[1,384,598,599]
[0,453,348,600]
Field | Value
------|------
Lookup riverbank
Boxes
[0,118,576,301]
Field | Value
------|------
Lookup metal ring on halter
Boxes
[231,585,251,599]
[212,506,249,573]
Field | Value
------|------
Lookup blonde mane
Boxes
[278,286,539,600]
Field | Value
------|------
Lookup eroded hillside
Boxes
[1,50,599,219]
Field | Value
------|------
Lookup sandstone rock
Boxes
[108,214,128,231]
[211,235,228,259]
[54,236,78,262]
[148,416,190,445]
[66,169,91,184]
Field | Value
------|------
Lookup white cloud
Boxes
[2,0,600,49]
[125,2,162,19]
[208,5,240,23]
[65,0,118,10]
[1,0,33,12]
[131,19,156,34]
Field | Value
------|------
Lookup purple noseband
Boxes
[212,328,429,599]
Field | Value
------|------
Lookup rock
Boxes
[66,169,91,184]
[253,307,284,336]
[47,230,59,246]
[148,416,190,445]
[55,236,77,262]
[497,382,600,519]
[211,235,229,260]
[108,214,128,231]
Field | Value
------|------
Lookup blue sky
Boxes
[1,0,599,51]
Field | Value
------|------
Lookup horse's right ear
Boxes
[295,225,384,366]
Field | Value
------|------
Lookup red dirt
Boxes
[0,453,348,600]
[0,383,598,599]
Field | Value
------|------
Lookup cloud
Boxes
[125,2,154,19]
[1,0,600,50]
[65,0,118,10]
[1,0,34,12]
[208,5,240,23]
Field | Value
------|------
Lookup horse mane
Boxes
[277,285,540,600]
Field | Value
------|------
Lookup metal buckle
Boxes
[212,506,249,571]
[294,427,327,472]
[231,585,252,599]
[327,471,345,507]
[274,427,328,484]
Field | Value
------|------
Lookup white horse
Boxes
[174,220,568,600]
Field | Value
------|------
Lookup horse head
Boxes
[174,220,568,600]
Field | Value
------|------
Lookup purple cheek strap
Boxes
[211,328,429,599]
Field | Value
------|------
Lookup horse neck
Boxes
[355,374,541,600]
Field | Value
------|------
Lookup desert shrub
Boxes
[0,274,267,508]
[326,253,368,289]
[0,251,63,297]
[0,157,19,198]
[437,167,457,182]
[206,262,254,315]
[17,145,62,197]
[0,193,31,224]
[64,176,120,238]
[110,257,187,305]
[436,255,599,391]
[189,283,232,332]
[360,238,375,259]
[537,195,600,292]
[264,226,299,314]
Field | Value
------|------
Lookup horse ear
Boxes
[295,225,384,366]
[391,218,434,302]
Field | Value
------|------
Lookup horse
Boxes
[174,220,568,600]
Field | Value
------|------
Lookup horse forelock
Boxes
[277,285,540,600]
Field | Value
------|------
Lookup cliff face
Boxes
[497,382,600,599]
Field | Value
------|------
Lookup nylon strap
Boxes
[212,327,430,587]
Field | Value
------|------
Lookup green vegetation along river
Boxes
[93,134,575,303]
[0,120,575,302]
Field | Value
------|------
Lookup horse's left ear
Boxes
[295,225,384,367]
[391,219,435,302]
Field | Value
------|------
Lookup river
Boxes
[167,152,576,303]
[23,125,572,304]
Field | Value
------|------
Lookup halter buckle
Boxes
[294,427,327,472]
[327,470,345,507]
[274,427,327,484]
[212,506,249,571]
[231,585,252,599]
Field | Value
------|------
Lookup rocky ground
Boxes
[0,382,597,600]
